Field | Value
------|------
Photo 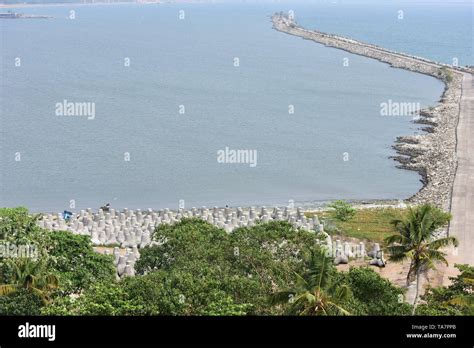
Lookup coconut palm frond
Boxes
[331,284,352,302]
[269,290,296,306]
[424,249,449,268]
[390,218,404,227]
[384,234,406,245]
[301,291,316,306]
[44,274,59,290]
[448,295,474,308]
[385,245,410,260]
[307,250,332,290]
[269,249,350,316]
[427,236,459,250]
[462,277,474,285]
[29,287,50,305]
[34,274,59,291]
[0,284,19,296]
[326,301,351,316]
[293,271,308,289]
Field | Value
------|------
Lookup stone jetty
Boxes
[272,14,470,210]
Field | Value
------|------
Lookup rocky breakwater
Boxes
[392,72,462,209]
[272,14,467,209]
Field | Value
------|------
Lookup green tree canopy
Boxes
[340,266,412,315]
[42,282,144,316]
[135,218,321,315]
[0,288,43,315]
[417,264,474,316]
[47,230,116,294]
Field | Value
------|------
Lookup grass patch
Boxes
[306,207,408,243]
[439,66,453,83]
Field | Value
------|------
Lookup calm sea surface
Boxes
[1,1,469,212]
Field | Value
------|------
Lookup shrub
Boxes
[328,200,356,221]
[341,267,412,315]
[47,231,116,294]
[0,288,43,315]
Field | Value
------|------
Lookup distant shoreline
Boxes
[0,2,155,8]
[0,0,219,8]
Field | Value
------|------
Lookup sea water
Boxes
[2,1,465,212]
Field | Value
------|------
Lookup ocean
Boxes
[1,1,469,212]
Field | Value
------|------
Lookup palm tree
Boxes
[385,204,458,315]
[0,258,59,304]
[270,250,351,315]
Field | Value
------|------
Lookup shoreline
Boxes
[271,14,470,211]
[30,198,406,216]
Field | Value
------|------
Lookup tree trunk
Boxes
[412,268,421,315]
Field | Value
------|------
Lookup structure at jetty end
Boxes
[272,14,469,210]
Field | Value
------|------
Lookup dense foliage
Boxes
[134,218,321,315]
[41,282,145,315]
[270,250,352,315]
[46,231,116,294]
[416,264,474,316]
[0,288,43,315]
[0,208,116,314]
[0,207,469,316]
[341,267,412,315]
